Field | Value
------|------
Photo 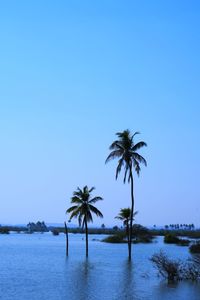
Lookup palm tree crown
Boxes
[66,186,103,227]
[67,186,103,257]
[105,130,147,182]
[115,208,138,227]
[106,129,147,260]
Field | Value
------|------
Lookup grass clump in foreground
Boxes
[189,242,200,253]
[151,251,200,283]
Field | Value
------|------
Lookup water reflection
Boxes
[155,281,200,300]
[3,234,198,300]
[65,259,94,300]
[117,260,136,300]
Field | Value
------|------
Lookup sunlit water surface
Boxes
[0,233,200,300]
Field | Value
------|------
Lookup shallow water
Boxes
[0,233,200,300]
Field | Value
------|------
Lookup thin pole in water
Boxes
[64,221,69,256]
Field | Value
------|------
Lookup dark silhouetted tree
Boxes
[106,130,147,260]
[66,186,103,257]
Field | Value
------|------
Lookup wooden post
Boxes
[64,221,69,256]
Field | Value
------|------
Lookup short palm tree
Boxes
[106,130,147,260]
[66,186,103,257]
[115,208,138,246]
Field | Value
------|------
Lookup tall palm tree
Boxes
[106,130,147,260]
[66,186,103,257]
[115,208,138,248]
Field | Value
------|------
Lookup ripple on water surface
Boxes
[0,234,200,300]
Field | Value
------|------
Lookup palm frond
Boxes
[132,141,147,151]
[89,186,95,193]
[73,189,83,197]
[133,158,141,176]
[123,163,130,183]
[116,129,130,139]
[88,196,103,204]
[71,196,83,204]
[132,152,147,166]
[89,205,103,218]
[105,150,123,164]
[86,210,93,223]
[79,214,83,227]
[115,215,124,220]
[115,158,124,180]
[67,186,103,226]
[106,129,147,182]
[132,131,140,138]
[69,208,81,220]
[66,205,79,214]
[109,141,124,151]
[83,186,88,194]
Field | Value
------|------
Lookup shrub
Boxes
[151,251,200,283]
[52,229,60,236]
[151,251,181,283]
[189,242,200,253]
[102,225,153,244]
[181,263,200,281]
[132,224,153,243]
[177,239,190,246]
[102,232,126,243]
[132,224,151,237]
[164,233,180,244]
[191,254,200,266]
[0,227,10,234]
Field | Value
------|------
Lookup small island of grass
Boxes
[102,224,153,244]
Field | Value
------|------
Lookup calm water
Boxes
[0,233,200,300]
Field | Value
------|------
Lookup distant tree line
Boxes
[27,221,48,233]
[164,224,195,230]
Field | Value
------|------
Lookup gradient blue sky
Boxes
[0,1,200,226]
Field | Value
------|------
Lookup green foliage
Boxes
[66,186,103,227]
[132,224,153,243]
[66,185,103,256]
[164,233,190,246]
[164,233,180,244]
[150,229,200,238]
[151,251,181,282]
[102,224,153,244]
[27,221,48,233]
[151,251,200,282]
[177,239,190,246]
[190,242,200,253]
[105,130,147,181]
[132,224,150,237]
[0,227,10,234]
[102,232,126,243]
[52,229,59,236]
[113,226,119,231]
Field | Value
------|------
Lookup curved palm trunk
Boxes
[129,170,134,261]
[85,217,88,257]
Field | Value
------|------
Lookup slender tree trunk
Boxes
[64,222,69,256]
[126,223,130,254]
[85,218,88,257]
[129,170,134,261]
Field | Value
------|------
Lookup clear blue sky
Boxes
[0,1,200,226]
